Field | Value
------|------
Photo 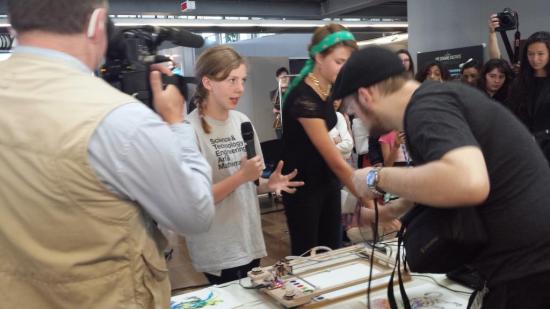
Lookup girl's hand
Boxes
[238,156,263,182]
[267,161,305,195]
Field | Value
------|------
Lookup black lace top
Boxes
[281,81,338,189]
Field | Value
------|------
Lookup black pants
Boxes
[482,270,550,308]
[283,185,342,256]
[203,259,261,285]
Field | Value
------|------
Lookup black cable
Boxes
[357,201,391,246]
[379,229,399,239]
[411,274,472,295]
[357,201,399,245]
[367,198,379,308]
[358,214,375,244]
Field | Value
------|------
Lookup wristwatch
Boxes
[366,167,385,196]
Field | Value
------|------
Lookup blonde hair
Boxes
[375,74,408,96]
[194,45,246,133]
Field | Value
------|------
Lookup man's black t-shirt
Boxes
[404,81,550,286]
[281,81,338,189]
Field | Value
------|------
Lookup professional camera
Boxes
[101,19,204,108]
[495,8,518,32]
[493,8,520,63]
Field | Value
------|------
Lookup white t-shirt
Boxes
[186,109,267,273]
[328,112,354,159]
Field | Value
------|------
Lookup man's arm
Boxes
[488,14,502,59]
[88,103,215,235]
[88,67,214,235]
[354,146,490,207]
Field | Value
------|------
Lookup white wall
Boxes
[224,34,309,141]
[229,34,310,58]
[408,0,550,70]
[235,57,289,142]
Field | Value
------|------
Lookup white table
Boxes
[172,268,472,308]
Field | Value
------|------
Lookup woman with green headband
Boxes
[281,23,358,256]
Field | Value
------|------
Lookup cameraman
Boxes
[0,1,215,308]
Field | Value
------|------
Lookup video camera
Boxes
[100,19,204,108]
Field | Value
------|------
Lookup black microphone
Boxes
[155,26,205,48]
[241,122,260,186]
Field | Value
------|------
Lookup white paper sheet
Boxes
[170,287,242,309]
[364,282,469,308]
[302,263,380,289]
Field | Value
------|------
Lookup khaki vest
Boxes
[0,53,170,308]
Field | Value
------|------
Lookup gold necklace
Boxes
[308,73,331,98]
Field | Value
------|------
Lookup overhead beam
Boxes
[111,18,407,34]
[342,4,407,19]
[321,0,389,17]
[0,16,407,33]
[0,1,406,20]
[107,0,322,19]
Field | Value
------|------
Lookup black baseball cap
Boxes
[330,46,405,100]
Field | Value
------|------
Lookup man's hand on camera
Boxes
[150,64,185,124]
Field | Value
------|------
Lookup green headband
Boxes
[283,31,356,103]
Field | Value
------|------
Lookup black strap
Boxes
[499,11,521,64]
[512,11,521,64]
[513,30,521,64]
[466,289,479,309]
[367,199,380,308]
[387,246,399,308]
[498,30,515,64]
[388,226,411,309]
[397,244,410,309]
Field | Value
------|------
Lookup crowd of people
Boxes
[1,0,550,308]
[264,12,550,309]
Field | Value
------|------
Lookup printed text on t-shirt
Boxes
[210,135,247,170]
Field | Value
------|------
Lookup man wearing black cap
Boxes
[331,46,550,308]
